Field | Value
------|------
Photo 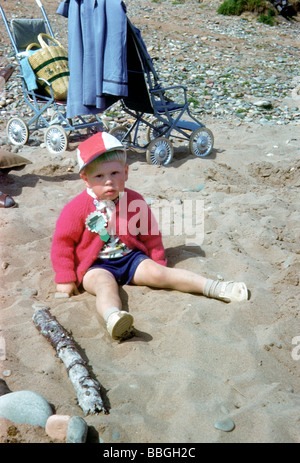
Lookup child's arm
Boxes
[51,199,85,286]
[119,189,167,266]
[140,227,167,266]
[56,282,79,296]
[138,201,167,266]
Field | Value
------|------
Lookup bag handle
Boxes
[37,33,64,49]
[26,43,41,52]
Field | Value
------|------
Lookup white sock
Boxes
[203,279,248,302]
[203,279,217,298]
[103,307,120,323]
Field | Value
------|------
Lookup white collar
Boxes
[87,188,123,212]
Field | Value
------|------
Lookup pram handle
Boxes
[35,0,55,38]
[151,84,188,93]
[151,84,188,104]
[0,4,19,54]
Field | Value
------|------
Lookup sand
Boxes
[1,120,299,443]
[1,0,300,445]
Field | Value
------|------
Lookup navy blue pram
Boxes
[115,19,214,164]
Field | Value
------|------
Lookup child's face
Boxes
[81,160,129,201]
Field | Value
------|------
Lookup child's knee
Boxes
[83,268,117,293]
[146,261,170,286]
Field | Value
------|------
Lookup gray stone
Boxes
[253,100,273,109]
[112,429,121,440]
[214,418,235,432]
[66,416,88,443]
[22,288,38,296]
[54,292,70,299]
[0,390,53,427]
[194,184,206,192]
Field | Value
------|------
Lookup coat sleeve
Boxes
[102,0,128,97]
[56,0,70,18]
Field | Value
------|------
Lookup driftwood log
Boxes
[32,307,108,415]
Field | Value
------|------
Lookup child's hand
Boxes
[56,282,79,296]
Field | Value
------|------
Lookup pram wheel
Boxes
[44,125,68,155]
[110,125,132,144]
[146,119,169,142]
[146,137,174,166]
[189,128,214,157]
[6,117,29,146]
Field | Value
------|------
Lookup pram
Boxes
[114,19,214,165]
[0,0,106,155]
[1,0,214,164]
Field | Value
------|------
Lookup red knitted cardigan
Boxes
[51,187,167,285]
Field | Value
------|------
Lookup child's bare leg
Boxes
[82,269,133,339]
[83,268,121,317]
[131,259,248,302]
[132,259,207,293]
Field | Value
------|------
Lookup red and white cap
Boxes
[77,132,125,172]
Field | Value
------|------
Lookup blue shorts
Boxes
[87,250,149,286]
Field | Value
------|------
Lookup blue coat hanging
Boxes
[57,0,128,118]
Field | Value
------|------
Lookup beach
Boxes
[0,0,300,443]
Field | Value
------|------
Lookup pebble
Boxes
[66,416,88,443]
[45,414,71,441]
[54,292,70,299]
[22,288,38,297]
[145,197,155,205]
[253,100,273,108]
[214,418,236,432]
[112,429,121,440]
[0,390,53,427]
[174,198,183,205]
[194,184,206,192]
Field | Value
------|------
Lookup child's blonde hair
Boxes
[83,149,127,175]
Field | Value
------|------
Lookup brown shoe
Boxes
[0,191,17,208]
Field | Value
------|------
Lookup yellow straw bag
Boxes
[27,33,69,100]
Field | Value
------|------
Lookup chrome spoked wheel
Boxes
[44,124,68,154]
[146,137,174,165]
[189,127,214,157]
[109,125,132,144]
[146,119,169,142]
[6,117,29,146]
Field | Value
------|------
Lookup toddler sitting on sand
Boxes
[51,132,248,340]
